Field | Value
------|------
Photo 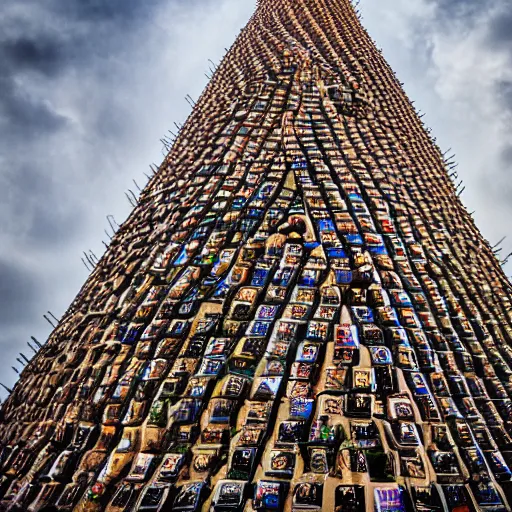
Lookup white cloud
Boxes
[361,0,512,267]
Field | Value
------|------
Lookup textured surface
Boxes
[2,0,512,510]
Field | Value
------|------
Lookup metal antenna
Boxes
[43,315,56,328]
[125,192,136,207]
[81,257,91,271]
[493,237,506,249]
[31,337,43,348]
[107,215,119,231]
[83,252,95,268]
[502,252,512,266]
[160,138,172,152]
[48,311,59,323]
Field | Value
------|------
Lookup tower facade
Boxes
[2,0,512,510]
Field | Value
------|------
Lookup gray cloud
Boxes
[0,76,68,139]
[432,0,495,23]
[486,7,512,48]
[363,0,512,254]
[0,0,254,398]
[0,36,66,76]
[0,259,39,327]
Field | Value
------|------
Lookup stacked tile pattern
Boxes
[2,0,512,510]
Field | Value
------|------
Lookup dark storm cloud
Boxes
[496,80,512,170]
[431,0,501,25]
[496,80,512,111]
[486,7,512,48]
[51,0,161,23]
[0,35,66,77]
[0,17,69,137]
[0,0,165,209]
[0,76,68,139]
[1,162,83,247]
[501,145,512,168]
[0,0,167,393]
[0,0,247,398]
[0,0,164,140]
[429,0,512,145]
[486,9,512,168]
[0,259,39,327]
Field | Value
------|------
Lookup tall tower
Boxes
[2,0,512,510]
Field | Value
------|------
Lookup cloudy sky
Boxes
[0,0,511,398]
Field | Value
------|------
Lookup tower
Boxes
[1,0,512,510]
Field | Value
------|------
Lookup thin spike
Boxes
[493,236,506,249]
[83,252,95,268]
[31,337,42,348]
[125,192,136,207]
[43,315,56,328]
[81,257,91,271]
[128,190,138,202]
[48,311,59,323]
[107,215,119,228]
[502,252,512,264]
[106,216,116,232]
